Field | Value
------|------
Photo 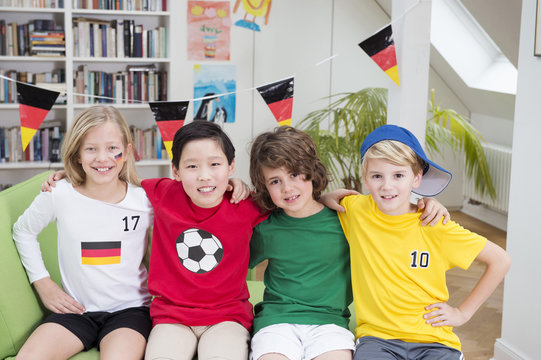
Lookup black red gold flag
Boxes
[149,101,189,160]
[358,25,400,86]
[81,241,121,265]
[256,77,294,126]
[17,82,60,151]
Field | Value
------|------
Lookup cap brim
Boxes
[412,162,452,197]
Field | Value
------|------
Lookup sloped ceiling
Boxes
[375,0,521,119]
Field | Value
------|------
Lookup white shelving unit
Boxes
[0,1,175,186]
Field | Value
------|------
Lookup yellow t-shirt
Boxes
[338,194,487,351]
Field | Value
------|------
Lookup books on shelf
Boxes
[72,0,166,11]
[0,19,65,57]
[0,68,66,103]
[0,68,67,104]
[73,17,166,58]
[130,125,166,161]
[73,64,166,104]
[0,0,63,8]
[0,123,168,165]
[0,119,64,164]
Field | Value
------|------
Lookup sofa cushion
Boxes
[0,171,62,359]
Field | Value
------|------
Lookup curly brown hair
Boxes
[249,126,328,211]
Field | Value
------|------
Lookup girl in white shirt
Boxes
[13,105,153,360]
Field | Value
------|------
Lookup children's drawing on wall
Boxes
[187,1,231,60]
[193,64,236,124]
[233,0,272,32]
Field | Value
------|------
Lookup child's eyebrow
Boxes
[182,155,224,163]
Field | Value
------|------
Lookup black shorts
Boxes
[43,306,152,350]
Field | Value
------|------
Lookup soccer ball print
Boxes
[176,228,224,273]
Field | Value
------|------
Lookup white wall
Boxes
[494,0,540,359]
[193,0,392,183]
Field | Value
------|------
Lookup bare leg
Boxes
[313,349,352,360]
[16,323,84,360]
[258,354,290,360]
[100,327,146,360]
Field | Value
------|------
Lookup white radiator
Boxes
[463,143,512,213]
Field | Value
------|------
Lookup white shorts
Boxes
[250,323,355,360]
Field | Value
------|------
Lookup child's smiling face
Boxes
[262,166,323,218]
[363,158,422,216]
[172,138,235,208]
[77,121,127,189]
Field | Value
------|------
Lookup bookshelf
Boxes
[0,0,175,188]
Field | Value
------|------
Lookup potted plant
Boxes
[298,88,496,199]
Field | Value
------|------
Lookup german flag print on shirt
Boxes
[81,241,121,265]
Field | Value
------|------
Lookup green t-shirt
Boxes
[250,207,352,334]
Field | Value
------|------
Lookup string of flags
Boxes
[148,101,189,160]
[358,24,400,87]
[6,9,407,158]
[16,82,60,152]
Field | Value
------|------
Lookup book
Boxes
[126,63,157,72]
[33,19,57,32]
[6,22,13,56]
[0,20,5,56]
[116,20,124,57]
[133,24,142,57]
[126,19,134,57]
[49,126,61,163]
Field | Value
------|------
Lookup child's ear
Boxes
[412,171,423,189]
[228,159,235,176]
[171,163,182,182]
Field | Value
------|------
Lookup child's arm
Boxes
[319,189,360,212]
[320,190,450,226]
[33,277,85,314]
[41,170,65,192]
[418,198,450,226]
[226,178,251,203]
[13,191,85,314]
[424,240,510,327]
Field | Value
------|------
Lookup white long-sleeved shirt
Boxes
[13,179,153,312]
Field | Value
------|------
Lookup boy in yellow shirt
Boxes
[337,124,510,360]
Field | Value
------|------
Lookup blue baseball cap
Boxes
[360,124,452,196]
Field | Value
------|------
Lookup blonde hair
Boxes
[61,105,139,186]
[361,140,425,178]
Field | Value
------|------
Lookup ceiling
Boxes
[375,0,522,120]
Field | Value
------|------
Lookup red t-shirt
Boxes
[141,178,267,330]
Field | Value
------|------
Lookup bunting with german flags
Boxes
[358,24,400,86]
[17,82,60,151]
[149,101,190,160]
[81,241,121,265]
[256,77,294,126]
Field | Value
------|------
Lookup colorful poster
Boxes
[233,0,272,32]
[188,1,231,61]
[193,64,236,124]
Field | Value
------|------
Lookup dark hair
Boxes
[249,126,328,211]
[171,120,235,169]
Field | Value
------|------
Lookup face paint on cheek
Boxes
[114,152,123,163]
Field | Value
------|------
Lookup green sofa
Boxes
[0,171,267,360]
